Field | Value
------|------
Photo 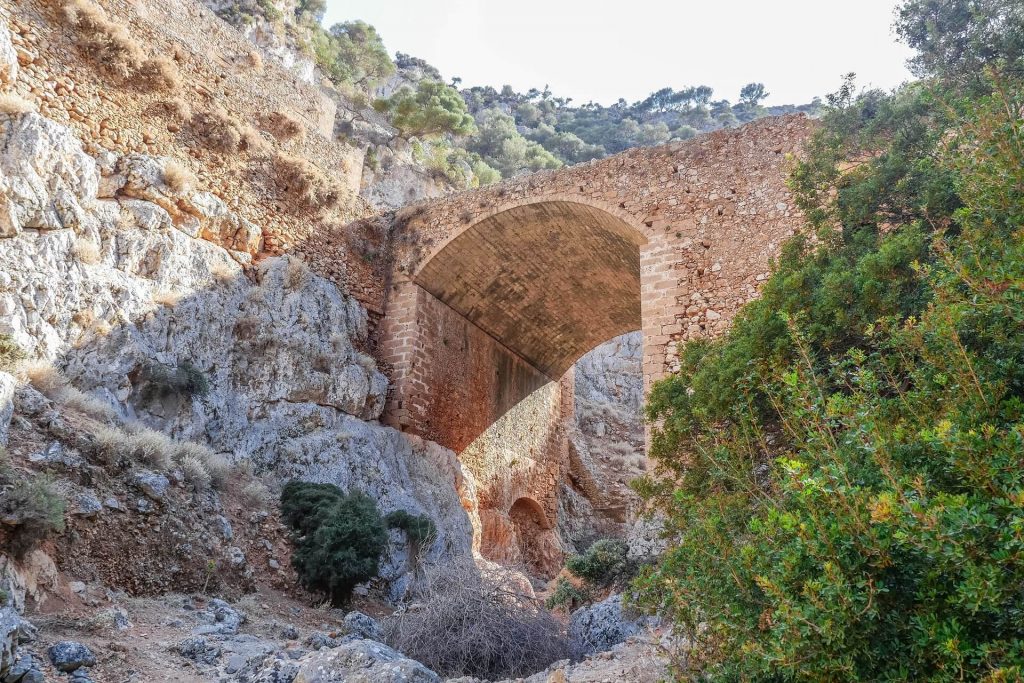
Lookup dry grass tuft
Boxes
[245,49,263,71]
[179,453,211,491]
[60,387,117,422]
[240,479,272,507]
[124,427,177,470]
[0,94,37,115]
[71,237,101,264]
[153,289,184,307]
[272,153,340,210]
[283,256,309,290]
[24,361,116,421]
[162,159,193,194]
[262,111,305,142]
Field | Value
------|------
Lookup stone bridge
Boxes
[373,114,813,573]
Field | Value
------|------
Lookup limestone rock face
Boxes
[0,110,476,598]
[0,18,17,86]
[0,112,99,235]
[0,371,14,447]
[293,638,440,683]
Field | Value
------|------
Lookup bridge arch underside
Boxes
[414,200,647,380]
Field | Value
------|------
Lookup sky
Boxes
[322,0,917,107]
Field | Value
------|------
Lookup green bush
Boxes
[305,21,394,93]
[385,509,436,548]
[545,577,591,611]
[374,80,476,138]
[280,480,388,605]
[0,334,24,372]
[634,41,1024,681]
[565,538,631,587]
[0,457,65,559]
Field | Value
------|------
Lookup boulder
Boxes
[292,639,439,683]
[342,611,381,642]
[133,470,170,500]
[193,598,244,636]
[569,594,641,656]
[176,635,221,665]
[47,641,95,672]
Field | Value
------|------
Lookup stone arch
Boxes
[412,195,651,277]
[412,198,649,380]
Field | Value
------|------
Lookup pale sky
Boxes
[322,0,917,106]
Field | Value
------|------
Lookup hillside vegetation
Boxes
[209,0,819,186]
[635,0,1024,679]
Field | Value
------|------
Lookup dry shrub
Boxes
[384,564,570,679]
[136,55,180,92]
[0,94,37,114]
[190,108,242,153]
[262,110,305,142]
[273,153,340,210]
[153,289,183,307]
[240,479,271,507]
[245,49,263,71]
[179,453,211,491]
[62,0,180,92]
[162,160,193,194]
[157,97,191,121]
[123,428,176,470]
[283,256,309,290]
[71,237,101,264]
[238,124,268,154]
[24,361,70,397]
[63,0,145,78]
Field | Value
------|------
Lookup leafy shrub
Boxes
[0,334,24,371]
[385,564,569,678]
[374,80,476,138]
[545,577,591,611]
[564,538,631,587]
[304,21,394,93]
[280,480,388,605]
[0,459,65,559]
[634,46,1024,683]
[465,108,561,178]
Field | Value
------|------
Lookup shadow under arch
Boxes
[411,197,649,381]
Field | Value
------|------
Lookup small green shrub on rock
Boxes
[385,509,436,547]
[0,334,24,372]
[280,480,388,605]
[0,456,66,559]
